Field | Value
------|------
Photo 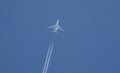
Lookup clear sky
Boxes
[0,0,120,73]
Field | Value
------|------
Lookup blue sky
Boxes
[0,0,120,73]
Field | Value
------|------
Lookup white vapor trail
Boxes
[42,40,54,73]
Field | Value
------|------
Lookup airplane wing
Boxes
[48,25,55,28]
[58,26,64,31]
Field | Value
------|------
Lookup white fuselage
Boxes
[53,25,59,33]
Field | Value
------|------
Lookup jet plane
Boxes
[48,19,64,33]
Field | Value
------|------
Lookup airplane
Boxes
[48,19,64,33]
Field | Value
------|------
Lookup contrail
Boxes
[42,40,54,73]
[44,41,54,73]
[42,41,52,73]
